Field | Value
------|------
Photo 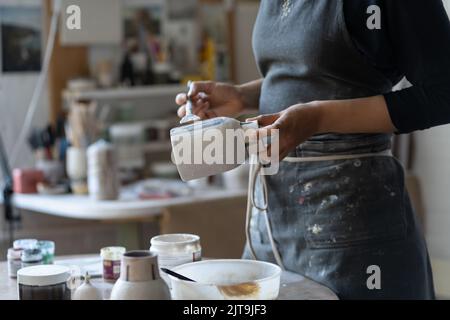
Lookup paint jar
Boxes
[100,247,126,282]
[13,239,38,250]
[37,241,55,264]
[17,265,71,300]
[21,248,43,268]
[149,234,201,287]
[7,248,23,278]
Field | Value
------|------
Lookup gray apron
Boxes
[243,0,435,299]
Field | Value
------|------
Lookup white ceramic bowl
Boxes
[169,259,282,300]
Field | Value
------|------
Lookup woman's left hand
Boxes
[247,102,322,160]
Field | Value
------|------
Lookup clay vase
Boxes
[110,251,170,300]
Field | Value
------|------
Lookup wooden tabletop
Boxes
[0,255,338,300]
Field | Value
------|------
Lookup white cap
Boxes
[17,265,70,287]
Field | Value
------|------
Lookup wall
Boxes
[234,1,260,84]
[414,1,450,254]
[411,0,450,298]
[0,75,49,170]
[0,1,49,246]
[0,0,49,172]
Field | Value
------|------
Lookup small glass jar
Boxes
[150,234,201,286]
[17,265,71,300]
[7,248,23,278]
[21,248,43,268]
[37,241,55,264]
[100,247,126,282]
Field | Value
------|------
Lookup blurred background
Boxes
[0,0,449,298]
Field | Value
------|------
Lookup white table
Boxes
[1,183,248,250]
[0,255,338,300]
[11,188,246,220]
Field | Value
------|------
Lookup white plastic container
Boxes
[170,259,282,300]
[149,234,201,287]
[170,117,258,181]
[17,265,71,300]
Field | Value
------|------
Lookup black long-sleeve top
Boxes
[344,0,450,133]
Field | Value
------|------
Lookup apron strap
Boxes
[245,149,393,270]
[283,149,393,163]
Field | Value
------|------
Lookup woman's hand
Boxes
[248,103,322,160]
[176,81,246,120]
[248,95,396,160]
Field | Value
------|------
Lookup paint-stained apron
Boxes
[243,0,436,299]
[243,136,435,299]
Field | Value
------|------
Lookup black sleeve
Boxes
[345,0,450,134]
[383,0,450,133]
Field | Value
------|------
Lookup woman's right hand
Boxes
[175,81,246,120]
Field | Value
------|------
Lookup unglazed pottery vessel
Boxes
[110,251,170,300]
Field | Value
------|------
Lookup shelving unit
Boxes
[63,84,186,104]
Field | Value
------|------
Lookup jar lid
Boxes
[17,265,70,286]
[7,248,22,259]
[150,234,200,247]
[100,246,126,260]
[13,239,38,250]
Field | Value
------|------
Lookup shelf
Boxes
[143,141,172,153]
[63,84,186,102]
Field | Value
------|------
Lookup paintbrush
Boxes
[160,268,196,282]
[179,81,201,125]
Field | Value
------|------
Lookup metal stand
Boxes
[0,134,19,246]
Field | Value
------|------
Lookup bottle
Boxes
[87,140,120,201]
[120,53,135,87]
[72,272,102,300]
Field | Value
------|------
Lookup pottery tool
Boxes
[160,268,196,282]
[179,81,201,125]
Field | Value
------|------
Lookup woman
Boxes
[176,0,450,299]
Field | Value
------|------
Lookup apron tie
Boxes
[245,149,393,270]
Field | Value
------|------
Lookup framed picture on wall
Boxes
[0,1,42,73]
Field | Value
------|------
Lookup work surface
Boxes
[10,187,247,220]
[0,255,338,300]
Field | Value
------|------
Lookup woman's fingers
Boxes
[177,105,186,118]
[176,98,211,118]
[246,112,287,162]
[175,93,208,106]
[188,81,215,97]
[175,93,187,106]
